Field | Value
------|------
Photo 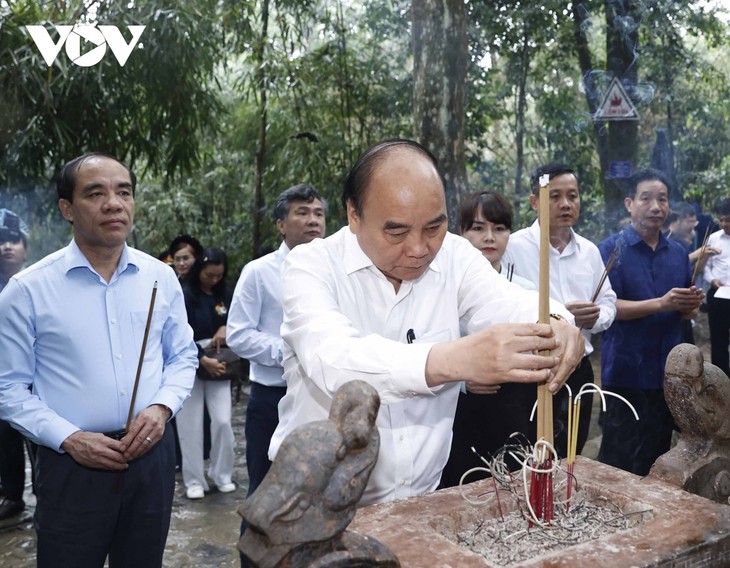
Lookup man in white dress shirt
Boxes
[704,197,730,376]
[227,184,327,501]
[269,139,584,506]
[502,162,617,458]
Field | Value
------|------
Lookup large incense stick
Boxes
[536,176,553,450]
[126,281,158,432]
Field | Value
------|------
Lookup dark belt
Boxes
[103,429,127,440]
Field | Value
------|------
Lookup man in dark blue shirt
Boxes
[597,168,704,476]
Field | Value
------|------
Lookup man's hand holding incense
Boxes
[425,321,583,394]
[61,431,128,471]
[565,300,600,330]
[547,317,584,391]
[121,404,170,461]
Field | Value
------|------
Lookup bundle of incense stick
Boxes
[590,247,619,303]
[691,224,713,285]
[565,392,581,511]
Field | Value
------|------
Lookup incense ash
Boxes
[456,493,648,566]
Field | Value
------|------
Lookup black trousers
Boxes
[240,382,287,566]
[707,286,730,377]
[597,387,674,477]
[0,419,26,500]
[35,427,175,568]
[244,382,287,498]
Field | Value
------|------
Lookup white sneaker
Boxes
[217,482,236,493]
[186,485,205,499]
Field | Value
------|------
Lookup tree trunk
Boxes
[412,0,468,232]
[572,1,609,186]
[252,0,270,257]
[513,24,529,213]
[603,0,640,220]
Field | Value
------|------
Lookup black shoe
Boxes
[0,498,25,520]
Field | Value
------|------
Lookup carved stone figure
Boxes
[238,380,400,567]
[650,343,730,504]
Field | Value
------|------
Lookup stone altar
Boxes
[351,457,730,567]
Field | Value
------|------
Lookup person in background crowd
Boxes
[0,209,31,520]
[440,190,537,488]
[227,183,327,564]
[177,247,236,499]
[703,197,730,376]
[169,234,203,282]
[597,168,704,476]
[165,234,205,469]
[665,201,720,344]
[0,153,197,567]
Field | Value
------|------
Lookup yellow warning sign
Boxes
[594,77,639,121]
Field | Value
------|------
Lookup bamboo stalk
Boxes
[126,281,158,432]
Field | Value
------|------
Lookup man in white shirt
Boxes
[704,197,730,376]
[269,139,584,506]
[502,163,616,458]
[227,184,327,501]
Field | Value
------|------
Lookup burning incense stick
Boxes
[590,248,619,303]
[126,281,158,432]
[691,223,712,285]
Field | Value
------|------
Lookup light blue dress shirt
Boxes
[0,240,198,451]
[227,241,289,387]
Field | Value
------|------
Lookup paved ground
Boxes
[0,314,715,566]
[0,388,250,568]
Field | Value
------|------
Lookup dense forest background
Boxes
[1,0,729,275]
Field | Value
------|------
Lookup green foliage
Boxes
[0,0,224,183]
[2,0,729,275]
[134,0,414,277]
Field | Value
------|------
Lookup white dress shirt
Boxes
[502,220,617,356]
[0,240,198,451]
[227,241,290,387]
[703,229,730,287]
[269,227,571,505]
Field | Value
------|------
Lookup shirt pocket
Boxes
[130,311,165,363]
[412,328,453,344]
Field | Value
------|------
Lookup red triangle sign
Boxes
[594,77,639,121]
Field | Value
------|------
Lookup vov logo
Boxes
[26,25,146,67]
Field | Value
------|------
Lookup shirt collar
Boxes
[278,240,292,258]
[527,219,580,254]
[623,224,668,250]
[64,240,138,280]
[341,226,443,277]
[343,227,375,275]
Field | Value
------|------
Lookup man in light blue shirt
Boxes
[0,153,197,568]
[227,183,326,562]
